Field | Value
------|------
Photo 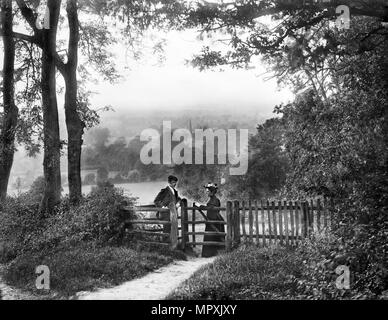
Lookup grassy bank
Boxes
[168,233,386,300]
[2,242,185,298]
[167,245,303,300]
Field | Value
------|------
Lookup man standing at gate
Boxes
[154,175,181,234]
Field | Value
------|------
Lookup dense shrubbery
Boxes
[49,182,136,246]
[0,181,134,263]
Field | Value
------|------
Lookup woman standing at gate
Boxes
[200,183,225,257]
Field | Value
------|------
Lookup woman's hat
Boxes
[204,182,218,192]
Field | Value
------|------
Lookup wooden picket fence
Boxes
[124,198,333,251]
[225,199,333,249]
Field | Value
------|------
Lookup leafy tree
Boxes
[245,118,288,198]
[0,0,17,202]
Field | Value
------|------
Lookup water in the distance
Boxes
[9,181,168,206]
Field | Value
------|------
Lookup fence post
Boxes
[284,200,289,247]
[278,200,283,245]
[192,202,196,247]
[233,200,240,248]
[329,198,335,229]
[248,200,254,243]
[317,198,321,231]
[289,200,295,246]
[309,199,314,234]
[261,200,266,247]
[295,201,300,243]
[226,201,233,251]
[254,200,259,246]
[181,199,188,250]
[169,202,178,250]
[272,201,277,244]
[267,200,272,245]
[302,201,308,238]
[241,200,247,243]
[323,197,328,229]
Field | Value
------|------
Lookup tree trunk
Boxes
[0,0,17,203]
[64,0,84,204]
[39,0,62,213]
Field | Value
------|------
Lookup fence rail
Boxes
[125,198,333,251]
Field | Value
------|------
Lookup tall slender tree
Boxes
[39,0,62,212]
[63,0,84,204]
[0,0,17,202]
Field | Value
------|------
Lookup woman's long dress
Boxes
[202,196,225,257]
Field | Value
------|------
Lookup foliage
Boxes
[127,169,140,182]
[173,117,289,202]
[0,194,41,263]
[83,173,96,185]
[27,175,45,202]
[181,4,387,300]
[0,184,135,263]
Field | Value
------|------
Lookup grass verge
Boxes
[3,242,185,298]
[167,244,303,300]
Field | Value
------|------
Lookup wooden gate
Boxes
[125,202,179,249]
[125,198,333,251]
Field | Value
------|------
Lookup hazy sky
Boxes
[0,11,293,118]
[89,29,293,118]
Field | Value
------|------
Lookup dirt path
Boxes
[76,256,216,300]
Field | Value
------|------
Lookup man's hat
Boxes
[168,175,178,182]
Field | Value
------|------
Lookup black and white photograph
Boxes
[0,0,387,307]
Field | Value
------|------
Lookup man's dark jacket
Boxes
[154,187,181,233]
[154,187,181,208]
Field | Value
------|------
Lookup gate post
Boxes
[302,201,308,238]
[233,200,240,248]
[226,201,233,251]
[181,198,189,250]
[169,202,178,250]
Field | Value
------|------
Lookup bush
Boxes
[96,166,109,183]
[46,185,136,247]
[0,194,42,262]
[83,173,96,185]
[0,184,136,263]
[28,176,45,203]
[127,169,140,182]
